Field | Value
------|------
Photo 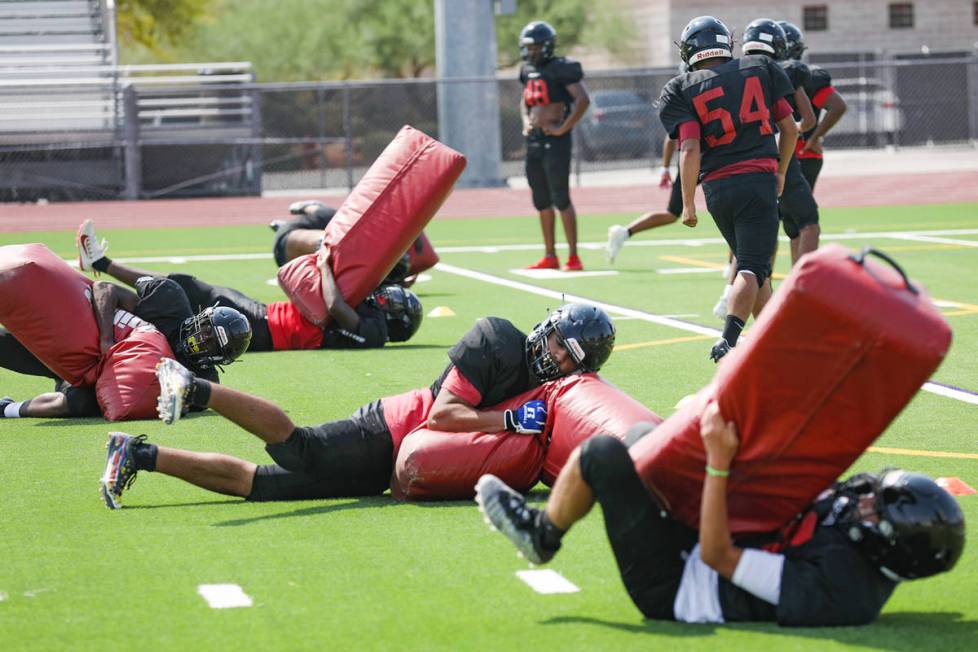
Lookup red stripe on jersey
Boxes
[773,97,792,122]
[677,120,701,145]
[703,157,777,182]
[439,365,483,406]
[811,85,835,109]
[266,301,324,350]
[795,138,824,160]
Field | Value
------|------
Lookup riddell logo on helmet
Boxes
[691,48,731,63]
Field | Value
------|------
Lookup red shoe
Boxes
[563,254,583,271]
[526,255,560,270]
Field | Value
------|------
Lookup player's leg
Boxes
[800,157,823,192]
[780,158,820,265]
[166,273,273,351]
[547,135,580,269]
[607,172,682,263]
[0,328,59,378]
[525,139,559,269]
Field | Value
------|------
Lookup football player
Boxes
[519,21,590,272]
[76,220,422,352]
[0,272,250,419]
[779,21,848,192]
[657,16,798,363]
[97,303,616,509]
[476,402,965,626]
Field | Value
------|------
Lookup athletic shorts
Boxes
[525,130,573,211]
[167,273,273,352]
[248,400,393,502]
[272,210,333,267]
[799,157,823,192]
[703,173,779,285]
[779,157,819,240]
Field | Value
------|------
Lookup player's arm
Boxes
[697,400,742,578]
[774,99,799,195]
[552,81,590,136]
[794,87,817,133]
[677,122,700,227]
[91,281,138,354]
[802,91,847,152]
[659,137,677,187]
[316,248,360,333]
[427,386,509,433]
[520,94,531,136]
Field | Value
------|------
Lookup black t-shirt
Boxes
[781,59,811,115]
[430,317,535,408]
[321,302,388,349]
[658,55,794,178]
[802,66,834,140]
[717,525,897,626]
[132,277,219,382]
[519,57,584,110]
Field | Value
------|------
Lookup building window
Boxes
[889,3,914,29]
[803,5,828,31]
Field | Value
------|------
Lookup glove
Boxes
[504,400,548,434]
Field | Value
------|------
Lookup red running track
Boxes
[2,170,978,233]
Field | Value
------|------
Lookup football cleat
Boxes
[474,474,557,565]
[269,219,287,232]
[525,255,560,270]
[605,225,629,263]
[709,337,732,363]
[100,432,143,509]
[156,357,193,424]
[76,219,108,273]
[563,254,584,272]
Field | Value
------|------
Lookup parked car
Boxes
[828,77,904,142]
[576,89,663,160]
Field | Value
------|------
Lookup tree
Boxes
[116,0,219,56]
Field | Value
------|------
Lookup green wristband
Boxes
[705,465,730,478]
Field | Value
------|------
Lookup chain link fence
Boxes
[1,54,976,201]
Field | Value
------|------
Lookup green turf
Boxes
[1,203,977,650]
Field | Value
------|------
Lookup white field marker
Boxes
[197,584,253,609]
[516,569,580,594]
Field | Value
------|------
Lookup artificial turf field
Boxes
[1,202,977,651]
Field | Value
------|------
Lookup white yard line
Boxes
[516,569,580,594]
[197,584,253,609]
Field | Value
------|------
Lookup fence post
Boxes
[249,79,263,195]
[343,83,353,191]
[122,84,141,200]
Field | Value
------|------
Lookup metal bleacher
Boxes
[0,0,260,199]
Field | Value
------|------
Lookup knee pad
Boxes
[580,435,632,491]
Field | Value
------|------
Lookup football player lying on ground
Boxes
[476,401,965,626]
[0,275,250,419]
[97,303,615,509]
[77,220,422,351]
[268,200,336,267]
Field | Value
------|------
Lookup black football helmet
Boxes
[178,306,252,369]
[678,16,733,66]
[741,18,787,60]
[367,284,423,343]
[842,470,966,581]
[525,303,616,383]
[778,20,806,60]
[520,20,556,64]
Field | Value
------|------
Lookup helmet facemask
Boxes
[178,306,251,369]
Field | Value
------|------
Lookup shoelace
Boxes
[503,493,536,528]
[114,435,147,494]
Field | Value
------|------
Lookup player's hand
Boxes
[658,167,672,189]
[800,137,823,155]
[776,173,786,197]
[699,400,739,469]
[504,400,548,434]
[315,246,331,269]
[682,205,698,228]
[522,124,532,137]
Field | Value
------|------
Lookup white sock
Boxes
[4,401,24,418]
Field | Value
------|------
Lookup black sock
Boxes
[537,512,566,550]
[189,378,212,408]
[133,441,159,471]
[92,256,112,273]
[722,315,745,347]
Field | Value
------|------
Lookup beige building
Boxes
[613,0,978,66]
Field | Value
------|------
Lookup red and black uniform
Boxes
[658,55,794,284]
[799,66,836,190]
[520,56,583,211]
[578,435,897,625]
[168,273,387,352]
[272,206,335,267]
[248,317,539,502]
[778,59,819,239]
[0,276,218,417]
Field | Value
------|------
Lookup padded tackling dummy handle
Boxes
[279,126,465,325]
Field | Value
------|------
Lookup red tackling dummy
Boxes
[630,245,952,535]
[540,373,663,486]
[0,243,100,385]
[407,232,439,275]
[96,327,175,421]
[279,126,465,324]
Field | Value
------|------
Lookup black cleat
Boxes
[710,337,732,363]
[475,474,558,565]
[100,432,145,509]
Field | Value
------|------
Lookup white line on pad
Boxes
[197,584,253,609]
[516,569,580,594]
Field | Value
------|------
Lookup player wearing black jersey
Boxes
[476,401,965,625]
[779,21,848,191]
[75,220,421,352]
[97,304,616,509]
[658,16,798,363]
[519,21,590,272]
